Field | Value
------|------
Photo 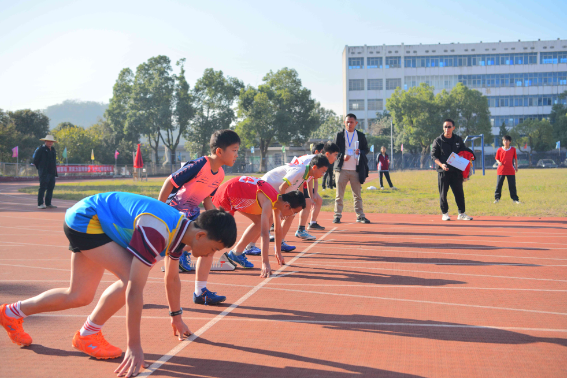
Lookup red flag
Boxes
[524,142,527,149]
[114,150,120,159]
[133,144,143,168]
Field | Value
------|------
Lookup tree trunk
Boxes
[259,139,268,173]
[420,145,428,169]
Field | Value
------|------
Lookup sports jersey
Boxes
[167,156,224,219]
[290,154,315,166]
[212,176,279,215]
[495,147,517,175]
[65,192,189,267]
[261,163,309,193]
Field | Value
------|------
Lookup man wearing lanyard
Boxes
[332,114,371,224]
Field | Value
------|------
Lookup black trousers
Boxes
[379,171,393,187]
[495,175,519,201]
[38,174,56,206]
[438,171,465,214]
[322,170,335,189]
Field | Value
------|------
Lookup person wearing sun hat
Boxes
[33,135,58,209]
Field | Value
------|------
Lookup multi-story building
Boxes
[343,39,567,144]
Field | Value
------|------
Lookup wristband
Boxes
[169,309,183,317]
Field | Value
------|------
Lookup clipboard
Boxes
[446,152,470,171]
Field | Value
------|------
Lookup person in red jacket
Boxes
[377,146,397,190]
[494,135,520,204]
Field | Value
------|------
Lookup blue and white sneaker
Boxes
[295,229,316,240]
[227,251,254,268]
[178,251,194,272]
[193,287,226,305]
[281,241,296,252]
[243,245,261,256]
[269,234,275,242]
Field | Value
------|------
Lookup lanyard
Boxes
[346,130,355,147]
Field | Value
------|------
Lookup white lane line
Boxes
[308,246,567,261]
[138,227,337,377]
[0,241,68,248]
[23,314,567,333]
[295,262,567,282]
[255,286,567,316]
[16,278,565,292]
[271,271,298,278]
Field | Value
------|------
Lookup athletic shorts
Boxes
[64,222,113,253]
[302,187,316,199]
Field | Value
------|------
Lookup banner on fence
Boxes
[57,165,114,174]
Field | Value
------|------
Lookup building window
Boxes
[367,57,383,68]
[540,51,567,64]
[403,53,538,68]
[349,100,365,111]
[490,114,549,127]
[349,79,364,91]
[385,57,401,68]
[368,79,383,90]
[368,99,384,111]
[348,57,364,69]
[486,95,567,108]
[386,78,402,90]
[358,119,365,129]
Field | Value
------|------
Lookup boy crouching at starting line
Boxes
[0,192,236,378]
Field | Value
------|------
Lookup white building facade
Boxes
[343,39,567,144]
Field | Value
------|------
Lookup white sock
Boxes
[79,316,103,336]
[195,281,207,296]
[5,301,27,319]
[246,242,256,249]
[310,221,316,225]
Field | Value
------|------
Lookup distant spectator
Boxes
[494,135,520,204]
[377,146,397,190]
[33,135,58,209]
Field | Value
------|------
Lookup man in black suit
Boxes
[332,114,370,224]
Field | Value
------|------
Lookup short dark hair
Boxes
[345,113,357,120]
[193,208,237,248]
[281,190,306,209]
[443,118,455,126]
[503,135,512,142]
[210,129,241,154]
[312,143,325,154]
[309,154,330,169]
[322,142,340,154]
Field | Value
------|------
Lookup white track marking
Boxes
[294,262,567,282]
[138,227,337,377]
[256,286,567,316]
[21,314,567,333]
[302,245,567,261]
[0,241,68,248]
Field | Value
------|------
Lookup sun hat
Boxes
[39,135,57,142]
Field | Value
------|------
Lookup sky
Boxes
[1,0,566,116]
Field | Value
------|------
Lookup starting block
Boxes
[160,252,236,273]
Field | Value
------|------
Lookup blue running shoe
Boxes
[178,251,194,272]
[243,246,261,256]
[227,251,254,268]
[193,287,226,305]
[295,229,316,240]
[269,234,274,242]
[281,241,296,252]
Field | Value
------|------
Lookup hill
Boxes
[43,100,108,129]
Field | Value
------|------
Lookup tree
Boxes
[0,109,31,163]
[127,56,175,165]
[447,83,492,138]
[498,122,508,139]
[185,68,243,157]
[549,90,567,151]
[236,68,321,171]
[309,104,342,140]
[510,119,554,167]
[158,59,195,173]
[105,68,139,160]
[52,122,78,133]
[7,109,50,162]
[52,124,102,164]
[386,83,442,168]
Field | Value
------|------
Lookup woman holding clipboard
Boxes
[431,119,475,221]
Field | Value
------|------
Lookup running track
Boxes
[0,182,565,377]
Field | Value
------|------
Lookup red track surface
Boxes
[0,182,566,377]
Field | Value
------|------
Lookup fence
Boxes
[2,150,564,178]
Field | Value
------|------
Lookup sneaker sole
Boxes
[226,255,253,269]
[296,236,316,240]
[194,298,226,305]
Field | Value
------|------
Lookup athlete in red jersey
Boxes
[213,176,306,277]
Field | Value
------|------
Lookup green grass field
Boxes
[19,169,567,217]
